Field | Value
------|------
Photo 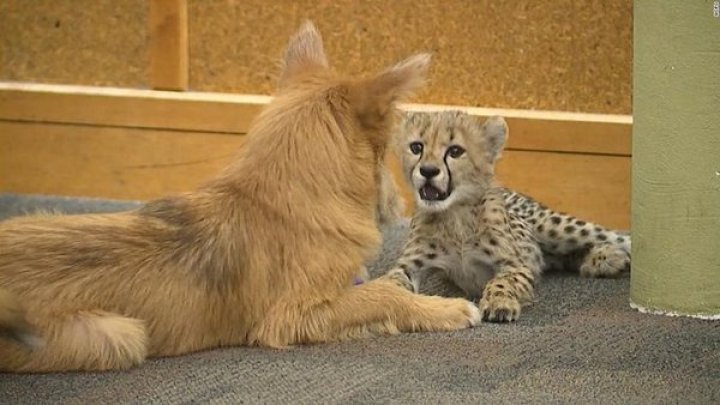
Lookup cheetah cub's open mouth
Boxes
[419,183,450,201]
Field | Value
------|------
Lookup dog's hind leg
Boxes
[0,310,148,373]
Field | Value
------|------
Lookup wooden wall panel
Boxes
[0,122,240,200]
[0,122,629,229]
[0,84,631,228]
[496,152,630,230]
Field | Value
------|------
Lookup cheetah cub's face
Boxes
[397,111,507,211]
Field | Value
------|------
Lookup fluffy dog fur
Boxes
[0,22,480,373]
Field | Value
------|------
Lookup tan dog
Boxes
[0,22,480,373]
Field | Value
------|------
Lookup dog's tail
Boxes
[0,288,44,349]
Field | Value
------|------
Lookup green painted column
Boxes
[630,1,720,317]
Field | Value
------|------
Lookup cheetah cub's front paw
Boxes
[478,294,522,323]
[580,243,631,278]
[381,267,417,292]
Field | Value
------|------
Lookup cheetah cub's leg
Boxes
[476,191,542,322]
[381,234,451,294]
[535,212,630,277]
[503,191,631,277]
[579,241,631,278]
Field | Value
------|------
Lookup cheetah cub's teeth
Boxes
[419,184,448,201]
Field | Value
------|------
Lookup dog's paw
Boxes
[381,267,417,292]
[463,301,483,327]
[478,295,521,323]
[419,297,481,331]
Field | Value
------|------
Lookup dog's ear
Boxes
[479,116,508,163]
[352,53,431,131]
[278,21,329,88]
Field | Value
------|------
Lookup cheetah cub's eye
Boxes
[447,145,465,159]
[409,141,424,155]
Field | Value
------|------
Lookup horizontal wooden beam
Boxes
[0,82,632,156]
[0,83,266,134]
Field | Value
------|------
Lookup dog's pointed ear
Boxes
[480,116,508,162]
[278,21,328,88]
[353,53,431,130]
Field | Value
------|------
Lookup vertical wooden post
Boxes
[148,0,188,91]
[630,0,720,318]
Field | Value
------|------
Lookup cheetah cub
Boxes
[386,111,631,322]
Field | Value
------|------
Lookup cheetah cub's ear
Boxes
[479,116,508,163]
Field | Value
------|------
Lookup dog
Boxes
[0,22,480,373]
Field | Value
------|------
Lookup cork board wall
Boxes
[0,0,148,89]
[188,0,632,114]
[1,0,632,114]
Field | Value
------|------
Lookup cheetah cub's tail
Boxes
[0,288,44,349]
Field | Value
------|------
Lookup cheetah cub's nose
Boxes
[419,165,441,179]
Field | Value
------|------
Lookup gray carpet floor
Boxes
[0,193,718,404]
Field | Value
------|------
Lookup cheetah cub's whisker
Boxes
[381,110,630,323]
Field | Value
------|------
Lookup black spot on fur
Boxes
[580,229,590,237]
[568,238,578,245]
[537,225,544,232]
[489,238,498,246]
[429,243,437,249]
[483,248,493,256]
[617,237,625,243]
[548,230,558,238]
[564,225,575,234]
[551,216,562,224]
[576,220,586,226]
[412,259,424,268]
[597,234,608,241]
[426,253,438,260]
